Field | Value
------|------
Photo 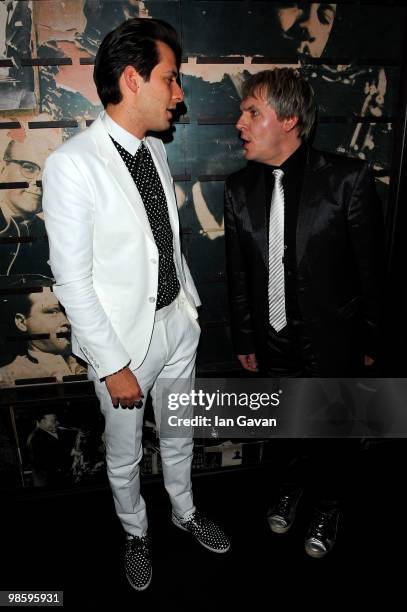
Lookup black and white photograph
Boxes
[10,398,106,488]
[0,0,37,110]
[0,120,61,276]
[0,277,87,387]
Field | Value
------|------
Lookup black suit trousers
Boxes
[260,322,360,509]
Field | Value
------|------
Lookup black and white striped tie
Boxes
[268,169,287,332]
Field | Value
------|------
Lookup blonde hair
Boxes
[242,68,316,140]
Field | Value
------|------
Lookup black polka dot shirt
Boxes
[111,137,180,310]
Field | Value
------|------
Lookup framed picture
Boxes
[0,279,87,389]
[0,404,20,488]
[10,394,106,489]
[0,0,38,110]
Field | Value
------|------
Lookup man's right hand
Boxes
[237,353,258,372]
[105,367,143,408]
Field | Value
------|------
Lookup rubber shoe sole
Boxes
[267,516,291,534]
[125,567,152,591]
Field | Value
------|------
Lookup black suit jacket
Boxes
[224,147,383,375]
[27,427,75,487]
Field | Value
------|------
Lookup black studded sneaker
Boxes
[124,532,152,591]
[172,510,230,553]
[304,507,340,559]
[267,487,303,534]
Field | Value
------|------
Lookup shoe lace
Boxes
[275,494,293,515]
[310,510,334,538]
[126,534,151,557]
[183,510,206,529]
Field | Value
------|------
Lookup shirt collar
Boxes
[280,142,307,175]
[263,142,307,176]
[102,110,143,156]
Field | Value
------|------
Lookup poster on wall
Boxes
[0,0,38,110]
[34,0,154,126]
[0,278,87,388]
[10,397,106,488]
[0,1,404,375]
[0,119,62,277]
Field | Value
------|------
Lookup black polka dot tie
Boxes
[112,138,180,310]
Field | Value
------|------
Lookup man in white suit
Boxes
[42,18,229,591]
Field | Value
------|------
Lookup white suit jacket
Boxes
[42,112,200,379]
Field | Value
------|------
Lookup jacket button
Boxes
[149,297,156,303]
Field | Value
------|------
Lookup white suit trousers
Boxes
[89,293,200,536]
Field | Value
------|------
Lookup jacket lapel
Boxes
[244,162,269,269]
[146,138,180,239]
[296,147,331,267]
[146,137,183,275]
[90,115,155,244]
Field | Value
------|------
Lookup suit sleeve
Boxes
[347,163,384,358]
[224,180,255,355]
[42,151,130,379]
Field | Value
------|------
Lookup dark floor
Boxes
[2,440,404,610]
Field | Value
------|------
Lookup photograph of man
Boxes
[0,130,56,276]
[42,18,230,592]
[274,3,337,58]
[26,411,81,487]
[224,68,383,558]
[0,0,36,110]
[269,3,391,165]
[0,279,86,387]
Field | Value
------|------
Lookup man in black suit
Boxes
[27,412,78,487]
[224,68,383,557]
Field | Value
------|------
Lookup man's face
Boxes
[134,40,184,134]
[38,414,59,434]
[15,288,71,355]
[236,91,291,165]
[277,3,337,58]
[0,139,46,219]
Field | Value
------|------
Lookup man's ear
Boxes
[15,313,28,333]
[121,65,143,95]
[283,116,299,133]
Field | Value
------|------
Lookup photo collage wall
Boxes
[1,1,405,387]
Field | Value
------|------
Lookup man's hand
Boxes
[237,353,258,372]
[105,367,144,408]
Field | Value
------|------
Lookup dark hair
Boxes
[34,410,58,423]
[94,18,182,108]
[242,68,316,140]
